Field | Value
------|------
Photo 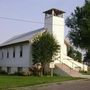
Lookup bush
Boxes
[13,72,25,76]
[0,70,8,75]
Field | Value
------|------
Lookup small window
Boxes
[2,51,3,59]
[0,67,2,71]
[7,51,9,58]
[7,67,11,73]
[20,46,23,57]
[17,67,23,72]
[13,47,15,58]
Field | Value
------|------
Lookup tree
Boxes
[67,46,82,62]
[67,46,74,58]
[32,32,60,75]
[66,0,90,50]
[84,51,90,62]
[75,51,82,62]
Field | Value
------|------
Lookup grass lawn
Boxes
[0,75,81,89]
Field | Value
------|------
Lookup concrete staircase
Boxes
[54,63,82,77]
[53,55,88,77]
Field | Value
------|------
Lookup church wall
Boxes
[45,16,53,34]
[63,43,67,56]
[0,43,32,73]
[52,16,65,62]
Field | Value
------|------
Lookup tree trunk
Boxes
[42,63,46,75]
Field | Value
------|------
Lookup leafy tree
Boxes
[74,50,82,62]
[32,32,60,75]
[66,0,90,50]
[84,51,90,62]
[68,46,82,62]
[67,46,74,58]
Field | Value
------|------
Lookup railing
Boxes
[55,61,81,77]
[62,56,88,71]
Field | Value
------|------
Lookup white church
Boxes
[0,8,88,77]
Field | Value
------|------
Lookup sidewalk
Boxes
[80,75,90,79]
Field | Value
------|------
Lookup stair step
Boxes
[55,63,82,77]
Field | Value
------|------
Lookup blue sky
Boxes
[0,0,85,43]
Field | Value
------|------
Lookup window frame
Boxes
[7,50,9,58]
[7,67,11,73]
[2,51,3,59]
[17,67,23,72]
[20,45,23,57]
[0,66,2,71]
[13,47,15,58]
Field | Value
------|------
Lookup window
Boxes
[7,67,11,73]
[13,47,15,58]
[2,51,3,59]
[17,67,23,72]
[7,51,9,58]
[20,46,23,57]
[0,67,2,71]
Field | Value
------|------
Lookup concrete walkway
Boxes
[80,75,90,79]
[8,79,90,90]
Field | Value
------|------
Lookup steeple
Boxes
[43,8,65,37]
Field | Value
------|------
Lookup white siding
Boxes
[63,43,67,56]
[0,43,32,73]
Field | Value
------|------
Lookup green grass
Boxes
[0,75,81,89]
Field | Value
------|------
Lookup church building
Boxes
[0,8,88,76]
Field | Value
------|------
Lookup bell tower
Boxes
[44,8,65,44]
[43,8,65,62]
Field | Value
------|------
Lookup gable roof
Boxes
[0,27,70,48]
[0,28,45,47]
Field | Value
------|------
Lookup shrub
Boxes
[0,70,8,75]
[13,72,24,76]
